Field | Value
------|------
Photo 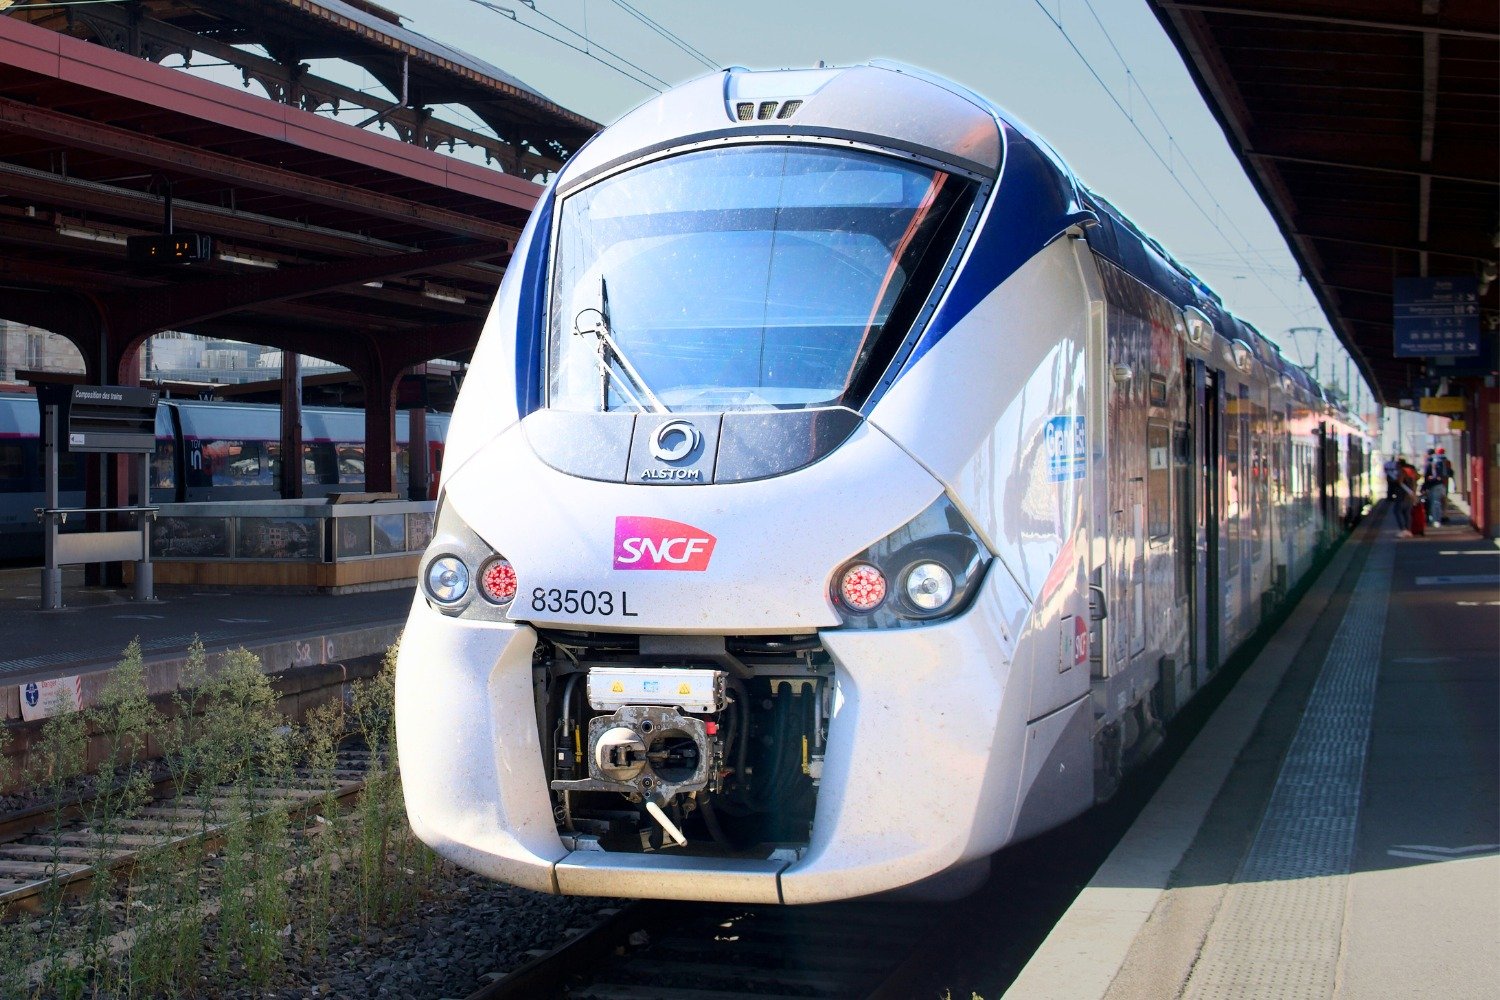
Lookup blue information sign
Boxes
[1393,277,1480,357]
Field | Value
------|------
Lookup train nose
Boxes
[432,417,948,634]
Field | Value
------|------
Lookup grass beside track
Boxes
[0,639,439,999]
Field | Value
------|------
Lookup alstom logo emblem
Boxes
[613,516,716,571]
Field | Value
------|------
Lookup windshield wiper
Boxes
[572,275,668,413]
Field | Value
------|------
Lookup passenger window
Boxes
[151,439,175,489]
[336,443,365,485]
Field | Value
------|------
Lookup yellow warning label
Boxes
[679,683,692,695]
[611,681,624,693]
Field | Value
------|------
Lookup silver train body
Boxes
[395,64,1373,904]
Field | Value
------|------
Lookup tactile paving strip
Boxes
[1184,536,1393,999]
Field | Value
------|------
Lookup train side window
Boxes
[151,438,176,490]
[1147,420,1171,540]
[206,440,272,487]
[336,442,365,485]
[303,443,337,485]
[1,442,28,492]
[59,450,86,491]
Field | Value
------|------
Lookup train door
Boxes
[1196,364,1222,681]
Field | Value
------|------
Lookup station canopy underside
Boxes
[1149,0,1499,405]
[0,1,601,379]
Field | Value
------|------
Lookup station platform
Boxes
[1009,507,1500,999]
[0,565,411,720]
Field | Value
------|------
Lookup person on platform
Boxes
[1395,460,1419,536]
[1427,447,1452,525]
[1384,454,1399,500]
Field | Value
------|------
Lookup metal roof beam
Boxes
[1157,2,1500,40]
[1247,127,1498,184]
[0,161,505,286]
[0,97,524,241]
[99,240,503,336]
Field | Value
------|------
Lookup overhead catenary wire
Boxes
[607,0,719,70]
[1075,0,1300,296]
[464,0,666,94]
[1028,0,1307,327]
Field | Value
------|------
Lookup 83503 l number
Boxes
[529,587,638,618]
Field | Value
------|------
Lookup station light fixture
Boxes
[56,222,129,246]
[421,282,467,304]
[218,250,279,269]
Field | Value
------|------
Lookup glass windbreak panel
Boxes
[548,144,973,412]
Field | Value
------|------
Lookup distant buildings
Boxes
[0,322,343,386]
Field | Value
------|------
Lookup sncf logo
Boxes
[613,516,716,571]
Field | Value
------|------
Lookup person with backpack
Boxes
[1427,447,1452,525]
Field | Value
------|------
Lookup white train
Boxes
[395,63,1373,904]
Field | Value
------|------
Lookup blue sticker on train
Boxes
[1044,416,1086,482]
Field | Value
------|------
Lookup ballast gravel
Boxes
[212,864,617,1000]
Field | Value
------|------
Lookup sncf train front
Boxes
[397,63,1109,904]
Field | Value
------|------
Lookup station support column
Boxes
[280,352,304,499]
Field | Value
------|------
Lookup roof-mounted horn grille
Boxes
[734,99,803,123]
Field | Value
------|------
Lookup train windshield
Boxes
[547,144,973,412]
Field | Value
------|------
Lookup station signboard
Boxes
[36,384,159,453]
[1393,277,1480,357]
[1418,396,1465,415]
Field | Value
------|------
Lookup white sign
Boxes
[19,676,83,722]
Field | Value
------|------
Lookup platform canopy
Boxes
[1148,1,1499,405]
[0,0,600,387]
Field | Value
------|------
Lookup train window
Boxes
[547,143,974,413]
[336,443,365,485]
[1147,420,1171,540]
[151,438,175,490]
[0,443,27,491]
[395,443,410,486]
[302,443,337,485]
[199,440,273,487]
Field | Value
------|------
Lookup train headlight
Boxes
[904,561,954,611]
[420,500,520,620]
[426,556,470,604]
[480,558,518,605]
[830,494,990,630]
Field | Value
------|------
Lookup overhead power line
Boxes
[1028,0,1306,326]
[464,0,665,93]
[607,0,718,70]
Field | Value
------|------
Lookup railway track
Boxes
[0,748,372,915]
[469,895,952,1000]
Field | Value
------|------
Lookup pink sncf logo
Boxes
[613,516,716,571]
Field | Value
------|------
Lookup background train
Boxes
[395,62,1375,904]
[0,392,449,559]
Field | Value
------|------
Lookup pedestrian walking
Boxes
[1395,460,1418,535]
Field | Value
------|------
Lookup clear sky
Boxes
[365,0,1368,408]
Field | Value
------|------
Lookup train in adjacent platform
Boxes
[0,393,448,558]
[395,63,1374,905]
